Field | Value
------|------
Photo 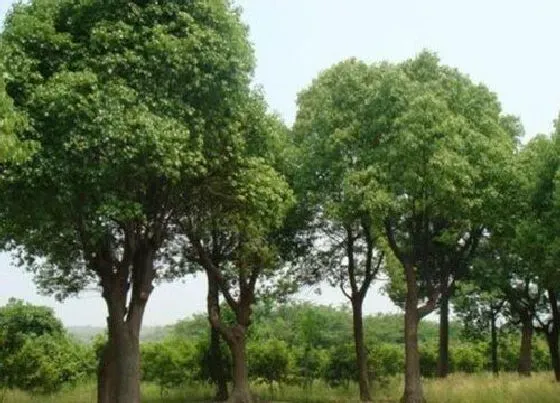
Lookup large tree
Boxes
[0,1,255,402]
[516,131,560,381]
[368,52,514,402]
[293,59,385,402]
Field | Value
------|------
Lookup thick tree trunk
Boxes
[518,313,532,377]
[351,298,371,402]
[436,292,449,378]
[208,274,228,401]
[102,284,148,403]
[113,330,141,403]
[226,326,252,403]
[402,264,425,403]
[490,311,499,375]
[97,337,116,403]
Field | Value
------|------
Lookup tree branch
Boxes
[384,219,407,266]
[190,236,239,311]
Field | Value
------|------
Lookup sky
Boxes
[2,0,560,326]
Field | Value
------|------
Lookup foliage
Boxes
[0,299,94,394]
[248,339,290,387]
[324,343,357,387]
[141,338,198,395]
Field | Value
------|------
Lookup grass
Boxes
[2,373,560,402]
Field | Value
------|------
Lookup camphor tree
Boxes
[368,52,515,402]
[293,59,385,402]
[0,1,255,402]
[175,96,295,403]
[515,130,560,382]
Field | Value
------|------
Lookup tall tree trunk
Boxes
[436,292,449,378]
[547,288,560,381]
[402,264,425,403]
[97,336,116,403]
[208,274,228,401]
[518,312,532,377]
[490,310,499,375]
[226,325,252,403]
[351,298,371,402]
[114,328,141,403]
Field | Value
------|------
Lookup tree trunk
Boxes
[102,287,146,403]
[490,311,499,375]
[546,332,560,381]
[518,313,532,377]
[548,288,560,382]
[351,298,371,402]
[114,329,141,403]
[226,326,252,403]
[402,264,425,403]
[208,274,228,401]
[436,292,449,378]
[97,337,116,403]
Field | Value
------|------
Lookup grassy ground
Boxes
[2,373,560,402]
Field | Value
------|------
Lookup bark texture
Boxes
[97,338,116,403]
[208,273,229,401]
[226,326,253,403]
[436,293,449,378]
[402,264,426,403]
[490,310,499,375]
[547,289,560,382]
[518,312,533,377]
[352,299,371,402]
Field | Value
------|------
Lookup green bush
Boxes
[419,343,439,377]
[451,343,486,373]
[248,339,291,389]
[141,338,198,395]
[290,347,329,388]
[324,343,357,387]
[9,334,94,394]
[369,343,404,380]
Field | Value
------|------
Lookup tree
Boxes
[515,132,560,381]
[369,52,514,402]
[293,58,386,402]
[454,281,506,375]
[0,1,255,402]
[176,99,295,403]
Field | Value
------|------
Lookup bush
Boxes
[290,347,329,388]
[451,343,486,373]
[248,339,291,390]
[324,343,357,387]
[141,338,198,395]
[9,334,94,394]
[369,343,404,380]
[419,343,439,377]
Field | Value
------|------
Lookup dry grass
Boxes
[2,373,559,402]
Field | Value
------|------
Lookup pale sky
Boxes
[2,0,560,326]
